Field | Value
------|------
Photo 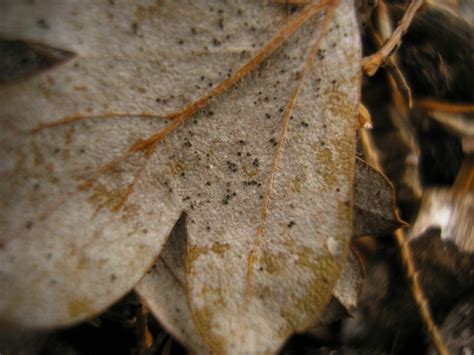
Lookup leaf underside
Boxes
[0,1,360,352]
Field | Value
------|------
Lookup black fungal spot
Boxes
[252,158,259,167]
[206,181,211,186]
[131,22,138,35]
[37,19,49,30]
[301,121,309,128]
[227,161,238,173]
[288,221,296,228]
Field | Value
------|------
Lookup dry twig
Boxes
[362,0,425,76]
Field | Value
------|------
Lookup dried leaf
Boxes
[136,214,209,354]
[410,188,474,253]
[353,158,406,237]
[0,1,360,351]
[138,220,364,351]
[0,39,75,85]
[318,249,364,325]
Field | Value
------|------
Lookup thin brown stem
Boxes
[359,129,448,355]
[362,0,425,76]
[415,99,474,113]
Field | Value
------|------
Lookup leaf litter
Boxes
[0,0,362,352]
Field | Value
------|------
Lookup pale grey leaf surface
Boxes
[0,1,360,351]
[353,158,406,237]
[138,221,364,352]
[136,214,210,354]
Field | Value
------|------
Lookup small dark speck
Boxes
[227,160,238,173]
[178,39,184,45]
[212,38,221,46]
[265,113,271,119]
[110,274,117,281]
[288,221,296,228]
[301,121,309,128]
[180,172,186,177]
[25,221,33,229]
[218,18,224,30]
[209,111,214,116]
[191,27,197,34]
[33,183,40,190]
[252,158,259,167]
[206,226,211,231]
[206,181,211,186]
[54,147,60,154]
[37,19,49,30]
[131,22,138,34]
